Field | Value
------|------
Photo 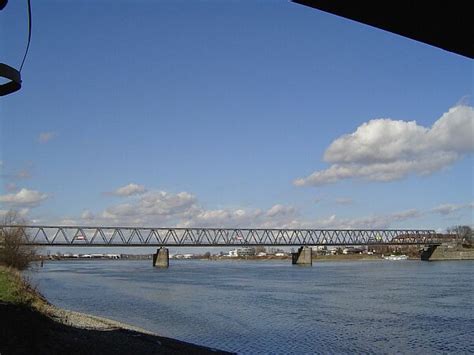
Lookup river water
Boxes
[26,259,473,354]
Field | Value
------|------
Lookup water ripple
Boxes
[27,259,474,354]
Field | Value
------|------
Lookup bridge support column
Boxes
[420,245,439,261]
[292,246,312,266]
[153,247,169,268]
[420,244,443,261]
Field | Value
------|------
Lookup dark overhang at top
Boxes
[293,0,474,59]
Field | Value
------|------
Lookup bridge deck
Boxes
[1,226,440,247]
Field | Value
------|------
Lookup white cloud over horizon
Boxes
[431,202,474,215]
[0,208,30,222]
[44,192,471,230]
[110,183,147,197]
[9,191,473,232]
[35,183,471,230]
[0,188,48,207]
[299,208,423,230]
[294,104,474,186]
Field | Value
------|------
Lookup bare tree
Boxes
[447,225,472,247]
[0,210,37,270]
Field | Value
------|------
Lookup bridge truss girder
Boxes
[0,226,439,247]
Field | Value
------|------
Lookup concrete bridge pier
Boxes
[292,246,312,266]
[153,247,169,268]
[420,244,439,261]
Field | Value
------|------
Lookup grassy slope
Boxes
[0,266,18,302]
[0,265,43,306]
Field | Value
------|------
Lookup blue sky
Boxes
[1,0,473,232]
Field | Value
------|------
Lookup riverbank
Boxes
[211,254,417,262]
[48,253,391,262]
[0,265,233,355]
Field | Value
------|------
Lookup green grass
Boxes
[0,266,20,303]
[0,265,40,305]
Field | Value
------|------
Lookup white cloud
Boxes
[295,104,474,186]
[77,187,299,228]
[0,208,30,220]
[181,208,264,228]
[0,188,48,207]
[67,187,422,229]
[99,190,198,225]
[60,218,78,225]
[302,208,422,229]
[38,132,56,144]
[52,180,472,230]
[266,204,296,218]
[180,204,297,228]
[81,210,94,220]
[391,209,422,220]
[111,183,146,197]
[431,203,472,215]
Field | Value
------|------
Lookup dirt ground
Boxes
[0,302,233,355]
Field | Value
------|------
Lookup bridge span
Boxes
[2,226,440,267]
[2,225,439,247]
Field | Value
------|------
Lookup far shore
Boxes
[41,253,416,262]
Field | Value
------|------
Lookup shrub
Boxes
[0,211,37,270]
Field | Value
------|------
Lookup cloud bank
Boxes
[17,179,472,230]
[53,184,471,230]
[85,190,299,228]
[294,104,474,186]
[111,183,147,197]
[0,188,48,207]
[431,202,474,215]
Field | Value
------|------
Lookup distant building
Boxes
[105,254,120,259]
[228,248,255,257]
[342,247,364,254]
[237,247,255,257]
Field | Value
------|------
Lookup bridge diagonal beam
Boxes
[1,226,440,247]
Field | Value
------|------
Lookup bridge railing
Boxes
[0,225,441,246]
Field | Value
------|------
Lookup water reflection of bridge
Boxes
[2,225,440,267]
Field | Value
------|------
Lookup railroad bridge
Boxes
[1,225,441,267]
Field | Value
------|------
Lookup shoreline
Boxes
[0,265,233,354]
[46,254,413,262]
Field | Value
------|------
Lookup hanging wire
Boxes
[19,0,32,72]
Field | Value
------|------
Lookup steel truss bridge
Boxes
[1,226,440,247]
